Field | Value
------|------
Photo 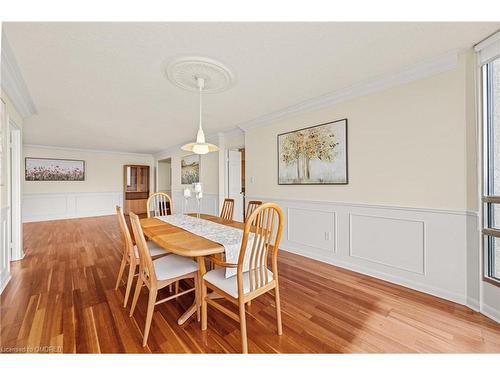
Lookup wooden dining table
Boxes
[139,213,245,325]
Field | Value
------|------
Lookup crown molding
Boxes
[24,144,154,157]
[238,50,460,132]
[1,35,37,118]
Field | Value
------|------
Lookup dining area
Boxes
[115,192,282,353]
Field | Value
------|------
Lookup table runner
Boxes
[157,214,254,278]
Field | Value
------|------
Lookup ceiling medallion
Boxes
[166,56,234,155]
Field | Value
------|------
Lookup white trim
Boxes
[467,297,480,312]
[474,30,500,65]
[246,195,477,217]
[24,143,154,157]
[9,119,23,261]
[482,303,500,324]
[283,243,468,306]
[0,35,37,118]
[238,50,459,131]
[474,30,500,52]
[0,274,11,295]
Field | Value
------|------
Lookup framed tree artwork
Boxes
[278,119,348,185]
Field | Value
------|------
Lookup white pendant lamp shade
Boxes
[181,77,219,155]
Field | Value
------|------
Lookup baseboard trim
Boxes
[482,303,500,324]
[466,297,480,312]
[0,273,11,295]
[282,245,467,306]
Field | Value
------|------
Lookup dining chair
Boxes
[220,198,235,221]
[147,192,173,218]
[129,212,200,347]
[201,203,284,353]
[115,206,170,307]
[245,200,262,224]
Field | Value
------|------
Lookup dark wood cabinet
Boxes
[123,165,149,214]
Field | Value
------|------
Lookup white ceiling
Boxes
[4,22,500,154]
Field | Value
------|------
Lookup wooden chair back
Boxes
[129,212,157,289]
[238,203,284,295]
[116,206,135,259]
[245,200,262,224]
[220,198,235,221]
[147,192,173,218]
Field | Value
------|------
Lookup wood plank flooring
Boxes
[1,215,500,353]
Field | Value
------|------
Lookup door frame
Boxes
[8,119,22,261]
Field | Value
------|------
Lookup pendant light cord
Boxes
[199,84,203,131]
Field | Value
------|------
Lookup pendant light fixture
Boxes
[181,77,219,155]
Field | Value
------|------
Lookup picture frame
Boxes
[181,154,201,184]
[277,118,348,185]
[25,157,86,181]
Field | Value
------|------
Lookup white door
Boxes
[0,99,11,293]
[227,150,243,222]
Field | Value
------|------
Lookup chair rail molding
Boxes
[247,195,479,309]
[1,35,37,118]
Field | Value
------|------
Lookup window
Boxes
[482,57,500,284]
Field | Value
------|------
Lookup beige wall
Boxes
[246,52,476,212]
[23,145,154,194]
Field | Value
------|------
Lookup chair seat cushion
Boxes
[153,254,198,281]
[203,268,273,298]
[133,241,168,258]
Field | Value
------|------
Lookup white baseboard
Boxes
[482,303,500,324]
[0,273,11,295]
[467,297,480,312]
[283,243,467,305]
[23,191,123,222]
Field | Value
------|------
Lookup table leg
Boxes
[177,256,206,325]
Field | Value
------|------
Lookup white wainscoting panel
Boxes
[0,206,11,294]
[349,214,425,275]
[247,195,475,306]
[23,192,122,222]
[287,207,336,254]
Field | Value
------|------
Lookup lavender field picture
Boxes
[25,158,85,181]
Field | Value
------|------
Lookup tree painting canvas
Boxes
[181,154,200,184]
[278,119,347,185]
[25,158,85,181]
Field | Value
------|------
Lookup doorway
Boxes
[157,158,172,197]
[227,148,245,222]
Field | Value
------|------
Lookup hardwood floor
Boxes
[1,215,500,353]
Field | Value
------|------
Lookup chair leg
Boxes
[201,278,207,330]
[129,276,143,317]
[194,274,200,322]
[239,300,248,354]
[274,285,283,335]
[175,280,180,296]
[142,287,157,347]
[115,256,127,290]
[123,260,136,307]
